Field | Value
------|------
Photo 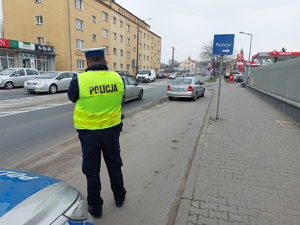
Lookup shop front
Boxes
[0,38,55,72]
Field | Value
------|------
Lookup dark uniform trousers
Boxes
[78,124,126,212]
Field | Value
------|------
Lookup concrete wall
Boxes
[245,57,300,123]
[250,57,300,102]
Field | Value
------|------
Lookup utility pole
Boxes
[171,47,175,72]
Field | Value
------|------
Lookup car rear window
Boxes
[173,78,192,85]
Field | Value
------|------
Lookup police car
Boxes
[0,169,94,225]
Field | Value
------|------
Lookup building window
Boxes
[102,12,108,21]
[91,15,96,23]
[113,48,117,55]
[76,39,84,49]
[138,43,141,49]
[120,64,123,70]
[120,35,123,42]
[126,51,130,59]
[36,15,43,25]
[75,18,83,30]
[113,63,117,70]
[113,17,116,24]
[113,32,116,40]
[151,37,153,43]
[77,59,85,69]
[103,29,108,38]
[127,64,130,70]
[103,46,108,54]
[126,24,130,32]
[134,34,136,40]
[138,54,141,60]
[120,20,123,27]
[37,37,44,44]
[92,34,96,41]
[126,38,130,45]
[75,0,83,10]
[0,52,15,69]
[120,49,123,56]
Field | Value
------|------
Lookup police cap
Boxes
[81,47,106,57]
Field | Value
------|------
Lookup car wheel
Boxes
[121,95,125,105]
[192,92,197,101]
[138,90,143,100]
[4,81,14,89]
[49,84,58,94]
[168,97,173,100]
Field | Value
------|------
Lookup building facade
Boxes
[2,0,161,74]
[179,58,198,74]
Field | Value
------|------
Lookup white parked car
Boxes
[0,68,40,89]
[24,71,77,94]
[136,70,156,83]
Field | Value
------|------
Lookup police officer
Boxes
[67,47,126,219]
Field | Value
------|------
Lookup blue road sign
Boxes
[213,34,235,55]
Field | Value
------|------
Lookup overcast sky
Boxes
[116,0,300,64]
[1,0,299,64]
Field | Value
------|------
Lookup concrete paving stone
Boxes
[187,214,198,224]
[189,207,209,217]
[219,204,238,214]
[219,220,239,225]
[177,82,300,224]
[200,202,218,211]
[228,212,250,224]
[249,216,272,225]
[209,209,228,220]
[197,215,218,225]
[210,196,227,205]
[192,200,200,208]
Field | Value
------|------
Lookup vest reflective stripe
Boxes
[74,116,121,128]
[74,110,120,121]
[74,70,124,130]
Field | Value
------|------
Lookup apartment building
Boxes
[2,0,161,74]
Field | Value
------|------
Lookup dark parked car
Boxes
[235,74,244,82]
[156,73,164,79]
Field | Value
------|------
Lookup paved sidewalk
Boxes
[175,80,300,225]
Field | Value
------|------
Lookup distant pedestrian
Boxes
[67,47,126,219]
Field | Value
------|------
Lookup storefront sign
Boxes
[19,53,35,59]
[0,38,10,47]
[19,41,35,50]
[35,44,54,53]
[9,40,19,48]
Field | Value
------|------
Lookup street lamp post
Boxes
[136,18,151,75]
[239,32,253,84]
[239,31,253,63]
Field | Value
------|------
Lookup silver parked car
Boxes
[121,76,143,105]
[167,77,205,101]
[0,68,40,89]
[24,71,77,94]
[0,169,94,225]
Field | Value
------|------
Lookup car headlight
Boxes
[63,193,89,221]
[37,82,46,86]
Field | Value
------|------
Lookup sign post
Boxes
[213,34,235,120]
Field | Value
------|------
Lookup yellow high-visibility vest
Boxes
[74,70,124,130]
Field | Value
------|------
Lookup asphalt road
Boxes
[0,78,170,167]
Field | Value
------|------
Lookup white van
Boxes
[136,70,156,83]
[0,68,40,89]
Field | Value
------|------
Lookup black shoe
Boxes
[115,197,125,207]
[88,206,102,218]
